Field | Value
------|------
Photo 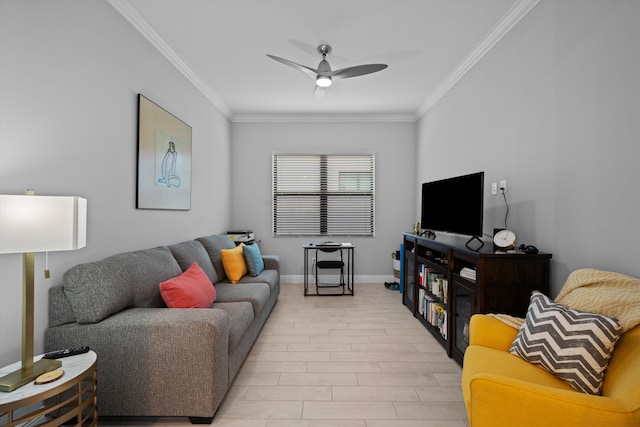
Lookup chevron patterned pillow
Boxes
[509,291,622,395]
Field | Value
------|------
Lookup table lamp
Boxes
[0,192,87,392]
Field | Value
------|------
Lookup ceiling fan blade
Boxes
[314,85,326,100]
[266,54,318,79]
[331,63,388,79]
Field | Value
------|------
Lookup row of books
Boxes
[418,289,448,339]
[418,265,448,303]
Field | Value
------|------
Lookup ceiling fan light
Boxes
[316,75,332,87]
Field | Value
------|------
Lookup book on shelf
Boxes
[442,279,448,304]
[418,264,433,288]
[423,297,448,339]
[418,264,448,304]
[418,288,426,316]
[431,276,448,300]
[427,271,444,296]
[460,267,477,281]
[431,277,438,296]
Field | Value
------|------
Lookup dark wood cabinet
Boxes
[451,279,474,361]
[402,233,551,365]
[402,245,415,309]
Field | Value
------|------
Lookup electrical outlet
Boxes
[500,180,507,192]
[491,182,498,195]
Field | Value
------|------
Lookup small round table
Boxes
[0,351,97,427]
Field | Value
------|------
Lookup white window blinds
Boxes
[272,154,375,237]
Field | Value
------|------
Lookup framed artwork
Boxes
[137,94,192,210]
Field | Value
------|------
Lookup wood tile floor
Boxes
[100,283,470,426]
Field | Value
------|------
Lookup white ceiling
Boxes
[109,0,539,122]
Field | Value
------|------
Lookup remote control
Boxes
[42,346,90,359]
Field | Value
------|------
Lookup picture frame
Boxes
[137,94,192,210]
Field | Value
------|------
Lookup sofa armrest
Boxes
[468,373,634,427]
[469,314,519,351]
[45,308,230,418]
[262,255,280,272]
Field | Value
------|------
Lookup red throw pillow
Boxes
[159,262,216,308]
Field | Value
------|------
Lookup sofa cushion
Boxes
[160,262,216,308]
[243,243,265,277]
[214,282,270,316]
[211,301,254,351]
[237,269,279,294]
[463,344,574,395]
[63,246,182,324]
[509,291,623,395]
[168,240,219,284]
[196,235,236,281]
[220,244,247,284]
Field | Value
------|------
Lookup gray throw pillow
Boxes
[169,240,219,284]
[509,291,622,395]
[196,235,236,281]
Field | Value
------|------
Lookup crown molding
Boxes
[416,0,540,120]
[109,0,539,124]
[107,0,233,120]
[232,113,417,123]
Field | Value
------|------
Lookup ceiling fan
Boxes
[267,44,388,98]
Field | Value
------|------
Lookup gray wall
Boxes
[231,121,416,281]
[0,1,232,366]
[416,0,640,296]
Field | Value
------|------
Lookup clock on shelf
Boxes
[493,229,516,249]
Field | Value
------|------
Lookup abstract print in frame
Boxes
[137,94,192,210]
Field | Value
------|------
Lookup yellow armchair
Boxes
[462,314,640,427]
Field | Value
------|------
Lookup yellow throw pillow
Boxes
[220,243,247,284]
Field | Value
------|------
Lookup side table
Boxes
[0,351,97,427]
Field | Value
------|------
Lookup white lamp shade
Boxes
[0,195,87,254]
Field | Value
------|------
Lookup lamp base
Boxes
[0,358,62,392]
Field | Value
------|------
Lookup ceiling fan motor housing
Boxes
[317,44,332,56]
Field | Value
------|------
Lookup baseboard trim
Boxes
[281,275,398,284]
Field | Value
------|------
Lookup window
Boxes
[272,154,375,237]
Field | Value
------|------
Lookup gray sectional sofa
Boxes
[45,235,279,424]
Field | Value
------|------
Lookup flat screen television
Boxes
[420,172,484,240]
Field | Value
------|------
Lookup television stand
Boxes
[401,233,551,365]
[465,235,484,251]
